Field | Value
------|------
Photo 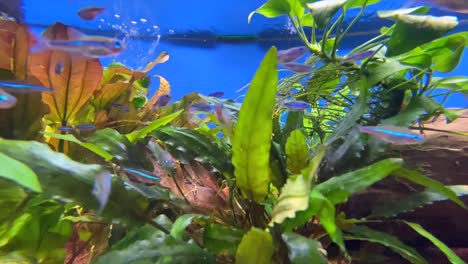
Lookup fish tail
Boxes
[29,31,50,53]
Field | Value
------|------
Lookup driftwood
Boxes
[345,109,468,263]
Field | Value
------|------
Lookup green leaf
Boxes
[344,0,382,9]
[370,185,468,218]
[366,59,416,87]
[203,224,244,255]
[381,96,426,127]
[377,6,429,19]
[386,14,458,57]
[416,95,461,123]
[170,214,207,241]
[282,232,328,264]
[95,225,216,264]
[315,158,403,205]
[126,109,183,143]
[0,138,182,226]
[282,111,304,149]
[271,146,326,225]
[0,153,42,192]
[422,34,468,73]
[248,0,290,23]
[232,46,278,203]
[306,0,346,29]
[285,129,309,174]
[393,168,466,209]
[153,126,233,174]
[403,221,465,264]
[235,227,273,264]
[345,225,427,264]
[43,132,114,161]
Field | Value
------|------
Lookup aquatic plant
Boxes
[0,0,468,263]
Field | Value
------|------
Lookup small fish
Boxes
[78,6,105,21]
[208,91,224,98]
[282,100,311,111]
[32,27,126,58]
[92,171,112,214]
[406,0,468,14]
[111,103,130,112]
[123,167,161,181]
[147,138,176,175]
[57,126,74,132]
[189,103,213,112]
[214,104,232,131]
[154,94,172,108]
[277,46,308,64]
[55,62,64,74]
[359,125,425,145]
[342,50,375,63]
[0,90,17,109]
[282,63,313,73]
[0,80,52,92]
[75,124,96,131]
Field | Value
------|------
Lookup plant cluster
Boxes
[0,0,468,263]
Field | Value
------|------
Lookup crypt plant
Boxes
[1,0,468,263]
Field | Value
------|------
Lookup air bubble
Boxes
[130,21,137,25]
[140,18,148,23]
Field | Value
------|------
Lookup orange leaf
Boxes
[132,51,169,81]
[0,21,49,140]
[29,23,103,124]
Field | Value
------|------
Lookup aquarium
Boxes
[0,0,468,263]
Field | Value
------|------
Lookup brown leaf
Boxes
[132,51,169,81]
[0,20,50,140]
[28,22,103,125]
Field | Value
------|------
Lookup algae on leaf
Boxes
[232,46,278,203]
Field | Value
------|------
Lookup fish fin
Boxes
[67,27,88,40]
[29,31,50,53]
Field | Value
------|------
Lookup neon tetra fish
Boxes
[32,27,126,58]
[277,46,308,64]
[358,125,425,145]
[0,90,17,109]
[78,6,105,21]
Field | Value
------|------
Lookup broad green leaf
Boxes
[235,227,273,264]
[282,111,304,149]
[0,138,182,226]
[153,126,233,173]
[126,109,183,143]
[315,158,403,205]
[248,0,290,23]
[43,132,113,161]
[393,168,466,209]
[370,185,468,218]
[95,225,215,264]
[170,214,207,241]
[30,23,103,125]
[0,180,27,223]
[345,225,427,264]
[203,224,244,255]
[0,153,42,192]
[271,174,309,225]
[306,0,346,29]
[422,34,468,72]
[404,221,465,264]
[344,0,381,9]
[377,6,429,19]
[232,47,278,203]
[386,15,458,57]
[381,96,426,126]
[285,129,309,174]
[366,59,416,87]
[271,146,326,225]
[282,232,327,264]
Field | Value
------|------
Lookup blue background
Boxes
[19,0,468,107]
